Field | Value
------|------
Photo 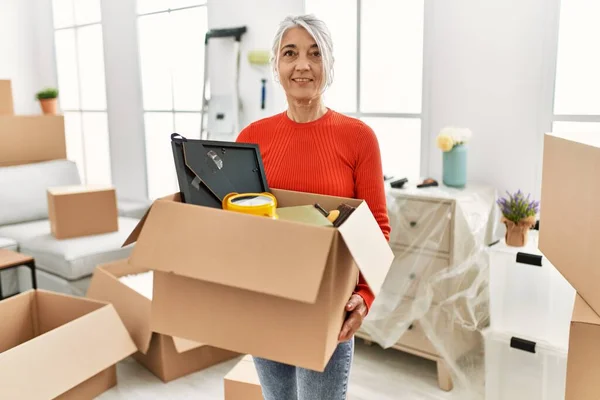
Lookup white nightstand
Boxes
[358,182,501,391]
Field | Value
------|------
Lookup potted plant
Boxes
[436,126,472,188]
[35,87,59,115]
[496,190,539,247]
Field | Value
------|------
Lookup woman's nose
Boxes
[294,57,310,71]
[295,62,310,71]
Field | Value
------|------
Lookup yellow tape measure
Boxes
[222,192,278,219]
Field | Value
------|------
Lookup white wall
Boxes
[207,0,304,130]
[426,0,560,201]
[0,0,46,114]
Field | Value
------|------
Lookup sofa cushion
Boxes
[0,217,139,280]
[118,199,151,219]
[0,160,81,226]
[0,237,17,250]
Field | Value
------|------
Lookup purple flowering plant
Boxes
[496,190,540,223]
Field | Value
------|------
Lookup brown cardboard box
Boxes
[0,289,136,399]
[224,355,263,400]
[0,115,66,166]
[86,259,240,382]
[539,132,600,314]
[0,80,14,115]
[123,188,394,372]
[565,294,600,399]
[48,185,119,239]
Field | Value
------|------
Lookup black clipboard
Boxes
[171,134,270,208]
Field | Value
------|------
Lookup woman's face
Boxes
[277,27,323,103]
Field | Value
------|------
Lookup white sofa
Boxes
[0,159,150,296]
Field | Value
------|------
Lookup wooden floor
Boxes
[98,340,484,400]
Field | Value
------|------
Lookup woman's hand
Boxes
[338,294,367,342]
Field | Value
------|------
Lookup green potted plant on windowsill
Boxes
[35,87,59,115]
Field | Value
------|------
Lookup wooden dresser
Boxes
[357,183,500,391]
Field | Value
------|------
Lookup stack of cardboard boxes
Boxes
[539,131,600,399]
[0,79,122,240]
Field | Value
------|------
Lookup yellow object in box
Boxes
[276,205,333,227]
[222,192,278,219]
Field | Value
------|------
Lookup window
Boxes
[305,0,425,179]
[52,0,112,185]
[137,1,208,200]
[552,1,600,135]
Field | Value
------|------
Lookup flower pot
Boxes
[39,98,58,115]
[502,216,536,247]
[443,144,467,188]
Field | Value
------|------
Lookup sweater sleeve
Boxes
[352,124,392,313]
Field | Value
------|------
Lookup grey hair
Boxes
[271,14,335,93]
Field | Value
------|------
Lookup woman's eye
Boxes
[312,52,321,57]
[283,50,295,56]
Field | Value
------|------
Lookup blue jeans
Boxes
[253,337,354,400]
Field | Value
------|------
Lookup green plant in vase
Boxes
[496,190,539,247]
[436,126,472,188]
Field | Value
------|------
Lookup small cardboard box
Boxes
[48,185,119,239]
[0,289,136,399]
[539,132,600,314]
[224,355,263,400]
[565,294,600,399]
[0,115,66,166]
[124,188,394,372]
[86,259,240,382]
[0,80,14,115]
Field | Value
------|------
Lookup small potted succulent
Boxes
[496,190,539,247]
[35,87,59,115]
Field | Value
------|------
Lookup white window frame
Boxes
[51,6,110,184]
[136,3,209,200]
[309,0,432,178]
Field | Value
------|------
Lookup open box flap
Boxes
[172,336,204,353]
[336,202,394,297]
[122,192,182,247]
[572,294,600,326]
[129,199,335,304]
[0,299,136,400]
[86,261,154,354]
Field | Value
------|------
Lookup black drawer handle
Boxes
[516,252,542,267]
[409,221,417,227]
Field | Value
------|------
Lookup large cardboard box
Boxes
[539,132,600,313]
[224,355,263,400]
[123,188,394,372]
[48,185,119,239]
[0,289,136,399]
[86,259,240,382]
[0,115,66,166]
[0,80,14,115]
[565,294,600,399]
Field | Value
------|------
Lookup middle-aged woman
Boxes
[236,14,391,400]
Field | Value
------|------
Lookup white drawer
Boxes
[397,320,438,355]
[388,199,452,253]
[381,247,449,303]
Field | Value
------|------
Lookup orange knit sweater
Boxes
[236,108,391,311]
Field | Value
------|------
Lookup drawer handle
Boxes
[409,221,417,228]
[408,324,414,330]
